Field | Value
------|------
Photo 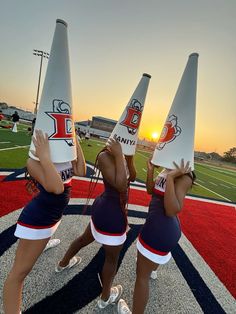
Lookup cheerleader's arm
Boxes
[27,130,64,194]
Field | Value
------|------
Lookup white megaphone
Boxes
[12,123,17,133]
[29,19,76,163]
[109,73,151,156]
[151,53,199,170]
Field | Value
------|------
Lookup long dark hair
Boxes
[25,170,39,194]
[84,147,130,216]
[83,148,107,212]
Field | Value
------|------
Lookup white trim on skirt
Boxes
[137,238,172,264]
[14,221,61,240]
[90,219,126,246]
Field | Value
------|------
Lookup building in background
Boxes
[0,103,35,122]
[75,116,156,150]
[75,116,117,139]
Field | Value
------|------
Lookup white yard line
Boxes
[220,184,231,189]
[0,145,29,151]
[136,151,150,159]
[88,138,105,144]
[212,168,236,175]
[196,182,232,202]
[136,151,160,175]
[142,168,147,172]
[196,179,204,183]
[195,162,236,174]
[196,168,236,188]
[209,181,217,186]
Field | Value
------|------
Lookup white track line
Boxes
[186,195,235,207]
[0,171,14,176]
[179,234,236,314]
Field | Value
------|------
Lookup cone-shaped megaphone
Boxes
[109,73,151,156]
[151,53,198,170]
[29,19,76,163]
[12,123,17,133]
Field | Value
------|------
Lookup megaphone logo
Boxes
[46,99,75,146]
[156,115,181,150]
[120,99,143,135]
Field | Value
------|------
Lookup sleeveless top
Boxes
[139,169,181,252]
[54,161,73,186]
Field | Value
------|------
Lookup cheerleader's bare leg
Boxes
[3,237,50,314]
[100,244,123,301]
[59,223,94,267]
[132,251,159,314]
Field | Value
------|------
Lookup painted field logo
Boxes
[46,99,75,146]
[156,115,181,150]
[120,99,143,135]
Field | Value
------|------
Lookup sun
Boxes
[151,132,159,140]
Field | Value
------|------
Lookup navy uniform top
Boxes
[17,162,73,228]
[90,156,129,235]
[139,169,181,252]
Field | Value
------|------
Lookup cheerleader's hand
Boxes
[106,137,123,158]
[32,130,51,161]
[168,159,191,179]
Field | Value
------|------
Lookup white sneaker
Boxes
[55,256,82,273]
[150,270,158,279]
[44,239,61,252]
[117,299,132,314]
[97,284,123,309]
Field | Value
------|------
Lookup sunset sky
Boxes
[0,0,235,155]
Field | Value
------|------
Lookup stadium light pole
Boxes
[33,49,49,114]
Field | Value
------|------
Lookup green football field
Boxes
[0,122,236,203]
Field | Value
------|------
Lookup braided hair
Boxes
[25,169,39,194]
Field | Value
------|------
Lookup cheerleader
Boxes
[56,137,136,309]
[3,129,86,314]
[117,158,195,314]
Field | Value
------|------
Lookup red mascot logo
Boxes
[156,115,181,150]
[120,99,143,135]
[46,99,75,146]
